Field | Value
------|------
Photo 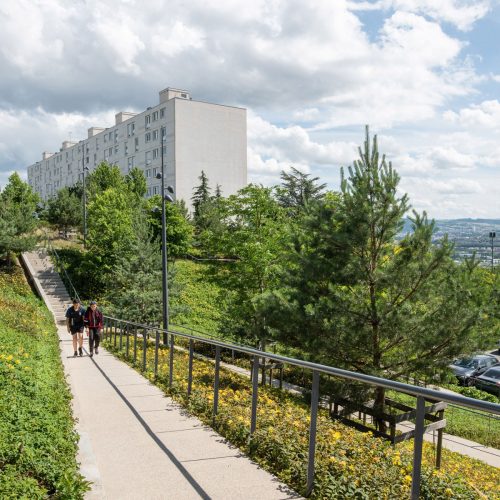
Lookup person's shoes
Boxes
[79,347,83,357]
[95,348,99,354]
[89,351,93,358]
[74,351,78,357]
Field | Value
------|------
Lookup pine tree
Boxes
[263,127,483,429]
[191,170,211,220]
[107,212,185,326]
[0,173,39,263]
[275,166,326,214]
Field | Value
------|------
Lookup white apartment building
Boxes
[27,87,247,206]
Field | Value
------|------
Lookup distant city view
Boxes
[401,219,500,266]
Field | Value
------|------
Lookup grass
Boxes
[0,263,90,499]
[103,330,500,499]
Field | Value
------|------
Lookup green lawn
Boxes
[0,264,89,499]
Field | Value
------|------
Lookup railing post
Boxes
[119,322,123,350]
[142,328,147,371]
[154,331,159,379]
[168,333,174,387]
[133,326,138,364]
[250,355,259,435]
[113,320,117,348]
[305,370,320,497]
[126,324,130,358]
[213,346,221,423]
[410,396,426,500]
[187,339,194,396]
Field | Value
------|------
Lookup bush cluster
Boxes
[0,267,90,498]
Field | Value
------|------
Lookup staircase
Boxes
[23,249,72,324]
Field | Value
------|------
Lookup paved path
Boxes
[23,250,300,500]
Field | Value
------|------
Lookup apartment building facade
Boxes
[27,88,247,206]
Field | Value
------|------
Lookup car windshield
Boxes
[483,368,500,380]
[453,358,478,368]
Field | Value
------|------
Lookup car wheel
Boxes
[466,378,475,387]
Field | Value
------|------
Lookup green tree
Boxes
[191,170,211,224]
[86,187,135,284]
[86,162,125,200]
[264,127,484,427]
[275,166,326,214]
[47,187,82,237]
[125,167,147,198]
[145,196,193,258]
[106,212,186,326]
[211,185,286,345]
[0,173,39,263]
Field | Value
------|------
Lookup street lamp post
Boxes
[158,127,174,344]
[82,141,88,249]
[489,231,496,270]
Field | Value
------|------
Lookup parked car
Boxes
[474,366,500,397]
[448,354,499,386]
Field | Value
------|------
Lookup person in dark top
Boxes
[84,300,103,358]
[65,299,86,357]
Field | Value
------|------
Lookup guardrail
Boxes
[100,315,500,499]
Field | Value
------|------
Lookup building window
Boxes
[145,169,151,178]
[145,151,152,165]
[104,150,109,160]
[127,156,135,170]
[145,132,151,143]
[181,93,187,98]
[135,137,139,152]
[146,187,152,197]
[104,134,107,143]
[127,123,135,137]
[115,145,119,154]
[153,129,159,141]
[96,138,99,150]
[152,111,158,121]
[109,147,113,156]
[86,157,89,164]
[145,115,151,128]
[153,148,159,160]
[152,167,158,177]
[153,186,159,195]
[125,143,129,155]
[114,130,118,142]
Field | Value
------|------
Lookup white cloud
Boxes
[444,99,500,127]
[348,0,491,31]
[0,0,498,218]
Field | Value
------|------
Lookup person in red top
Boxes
[84,301,103,358]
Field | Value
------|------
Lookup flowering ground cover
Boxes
[0,266,89,499]
[105,335,500,499]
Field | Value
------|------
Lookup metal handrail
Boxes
[103,315,500,415]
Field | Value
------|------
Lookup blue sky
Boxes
[0,0,499,218]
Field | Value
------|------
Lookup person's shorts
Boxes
[70,327,84,335]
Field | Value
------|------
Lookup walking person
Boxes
[66,298,86,357]
[84,300,103,358]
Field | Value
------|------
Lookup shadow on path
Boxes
[86,348,212,500]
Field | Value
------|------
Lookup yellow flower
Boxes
[404,475,412,484]
[445,488,453,497]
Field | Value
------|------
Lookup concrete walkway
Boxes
[23,250,300,500]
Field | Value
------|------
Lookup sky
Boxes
[0,0,499,219]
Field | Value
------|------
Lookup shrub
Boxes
[0,266,90,498]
